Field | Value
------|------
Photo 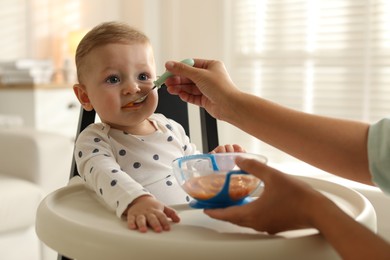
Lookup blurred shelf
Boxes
[0,85,80,140]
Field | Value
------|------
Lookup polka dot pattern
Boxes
[133,162,141,169]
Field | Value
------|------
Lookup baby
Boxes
[73,21,243,232]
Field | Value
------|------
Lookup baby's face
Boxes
[81,42,158,133]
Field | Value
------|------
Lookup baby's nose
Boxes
[122,81,140,95]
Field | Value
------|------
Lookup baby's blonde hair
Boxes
[75,21,150,83]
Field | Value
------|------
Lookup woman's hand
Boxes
[165,59,241,121]
[204,157,328,234]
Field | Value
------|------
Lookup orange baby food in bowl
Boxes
[183,174,260,201]
[172,153,267,208]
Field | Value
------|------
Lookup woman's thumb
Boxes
[236,157,269,181]
[165,60,195,78]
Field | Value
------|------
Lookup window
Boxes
[225,0,390,162]
[0,0,81,61]
[0,0,28,60]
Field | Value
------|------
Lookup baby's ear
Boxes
[73,84,93,111]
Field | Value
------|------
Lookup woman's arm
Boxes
[227,92,372,184]
[311,194,390,260]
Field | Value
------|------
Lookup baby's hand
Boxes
[210,144,245,153]
[125,195,180,233]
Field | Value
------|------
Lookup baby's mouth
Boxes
[123,95,147,108]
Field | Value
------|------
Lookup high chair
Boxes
[39,87,219,260]
[36,88,377,260]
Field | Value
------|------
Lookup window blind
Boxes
[0,0,28,60]
[223,0,390,162]
[0,0,81,62]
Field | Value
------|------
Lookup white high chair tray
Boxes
[36,176,376,260]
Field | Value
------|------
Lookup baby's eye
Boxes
[138,73,149,81]
[106,75,120,84]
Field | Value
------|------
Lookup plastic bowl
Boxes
[172,153,267,208]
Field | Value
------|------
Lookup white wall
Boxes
[152,0,228,151]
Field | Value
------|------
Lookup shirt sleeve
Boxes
[74,123,151,218]
[367,118,390,194]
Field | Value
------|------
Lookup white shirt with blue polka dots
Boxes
[75,113,198,218]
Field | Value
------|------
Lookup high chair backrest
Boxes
[69,87,219,179]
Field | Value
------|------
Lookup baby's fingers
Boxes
[164,206,181,223]
[154,212,172,231]
[232,144,246,152]
[146,213,164,232]
[127,213,165,233]
[127,214,148,233]
[126,205,178,233]
[210,145,231,153]
[211,144,245,153]
[127,214,137,230]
